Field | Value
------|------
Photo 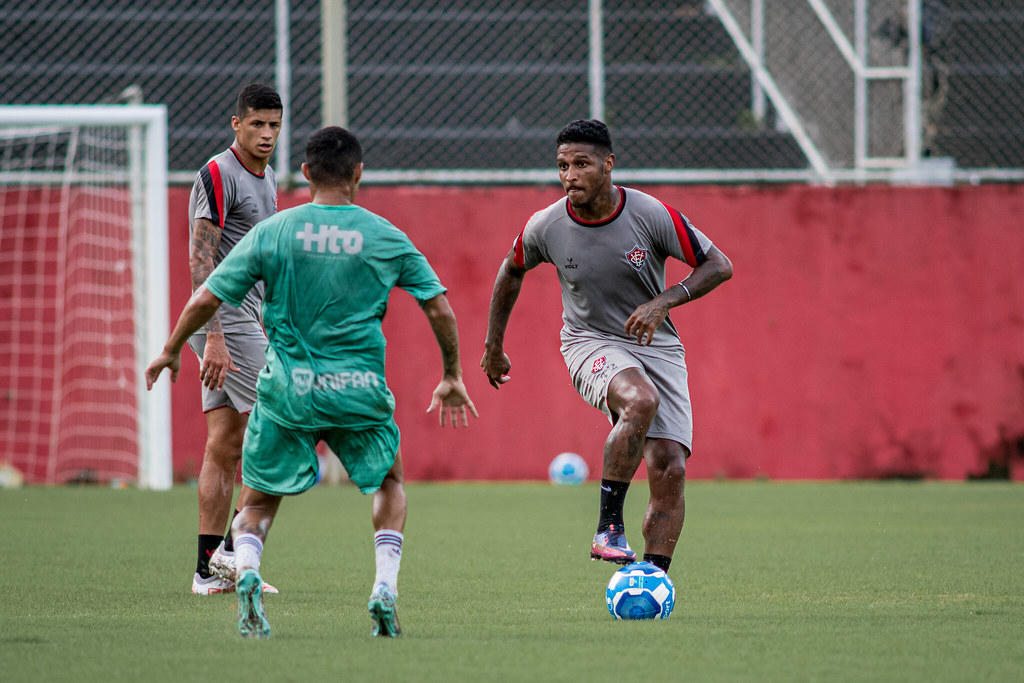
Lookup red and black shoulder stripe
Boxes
[659,201,706,267]
[198,160,225,228]
[512,230,526,268]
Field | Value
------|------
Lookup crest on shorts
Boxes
[591,356,607,374]
[292,368,314,396]
[625,245,648,271]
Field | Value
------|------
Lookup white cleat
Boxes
[209,541,279,594]
[208,541,236,580]
[191,571,234,595]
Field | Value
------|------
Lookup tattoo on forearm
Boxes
[685,267,729,302]
[438,325,461,376]
[190,219,223,334]
[203,311,223,335]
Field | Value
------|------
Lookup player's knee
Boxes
[652,457,686,484]
[383,449,404,486]
[622,390,659,424]
[381,469,405,491]
[203,437,243,468]
[608,369,659,423]
[647,444,687,482]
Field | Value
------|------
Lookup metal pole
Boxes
[751,0,765,122]
[853,0,867,169]
[321,0,348,128]
[588,0,604,121]
[904,0,923,168]
[275,0,292,180]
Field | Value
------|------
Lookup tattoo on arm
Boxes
[680,247,733,303]
[189,218,224,335]
[424,295,462,377]
[436,321,461,378]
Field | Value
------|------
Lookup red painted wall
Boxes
[167,184,1024,481]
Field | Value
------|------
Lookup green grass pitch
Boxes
[1,481,1022,682]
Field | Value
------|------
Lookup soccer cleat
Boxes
[209,542,279,594]
[590,524,637,565]
[208,541,235,580]
[192,571,234,595]
[236,568,271,639]
[367,583,402,637]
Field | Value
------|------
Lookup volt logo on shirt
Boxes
[296,223,363,254]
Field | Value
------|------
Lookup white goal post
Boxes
[0,105,171,489]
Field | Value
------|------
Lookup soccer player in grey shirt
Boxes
[481,119,733,575]
[186,83,282,595]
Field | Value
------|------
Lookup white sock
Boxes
[373,530,404,595]
[234,533,263,576]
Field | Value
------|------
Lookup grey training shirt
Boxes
[188,146,277,332]
[513,186,714,348]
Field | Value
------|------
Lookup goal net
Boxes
[0,106,171,489]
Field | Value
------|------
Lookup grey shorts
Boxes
[187,328,267,414]
[561,337,693,451]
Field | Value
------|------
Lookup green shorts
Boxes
[241,402,400,495]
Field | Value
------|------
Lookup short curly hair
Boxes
[556,119,613,155]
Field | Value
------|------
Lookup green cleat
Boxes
[367,583,402,637]
[236,568,270,639]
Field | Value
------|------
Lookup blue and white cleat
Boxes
[590,524,637,565]
[236,568,271,639]
[367,583,402,637]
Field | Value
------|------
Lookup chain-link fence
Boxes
[2,0,1022,183]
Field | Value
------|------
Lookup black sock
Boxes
[597,479,631,532]
[223,509,241,552]
[644,553,672,573]
[197,534,223,578]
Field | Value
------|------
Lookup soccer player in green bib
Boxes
[146,126,478,639]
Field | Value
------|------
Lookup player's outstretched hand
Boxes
[201,335,239,390]
[480,349,512,390]
[427,376,479,428]
[145,351,181,390]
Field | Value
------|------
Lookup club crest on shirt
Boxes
[591,356,607,374]
[292,368,314,395]
[625,245,648,271]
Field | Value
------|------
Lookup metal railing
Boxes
[2,0,1021,184]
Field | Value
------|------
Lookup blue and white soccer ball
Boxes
[548,452,589,485]
[606,561,676,620]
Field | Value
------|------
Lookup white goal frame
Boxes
[0,105,172,489]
